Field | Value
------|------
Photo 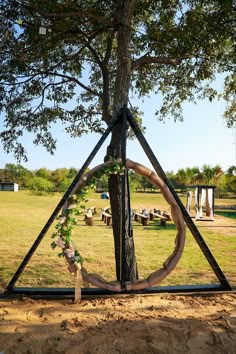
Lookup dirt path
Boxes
[195,214,236,236]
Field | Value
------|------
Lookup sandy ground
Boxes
[0,214,235,353]
[0,292,235,354]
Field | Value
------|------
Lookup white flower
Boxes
[64,248,75,258]
[59,216,66,224]
[56,238,65,248]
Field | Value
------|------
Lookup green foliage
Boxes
[35,167,52,180]
[26,176,54,195]
[128,170,142,192]
[51,168,71,191]
[51,161,125,264]
[223,75,236,128]
[225,165,236,193]
[173,164,226,190]
[57,177,73,192]
[4,163,33,186]
[0,0,235,161]
[0,162,234,194]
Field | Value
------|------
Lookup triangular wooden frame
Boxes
[5,107,231,297]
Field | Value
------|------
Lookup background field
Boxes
[0,190,235,293]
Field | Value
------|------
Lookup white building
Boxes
[0,182,19,192]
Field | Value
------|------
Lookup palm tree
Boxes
[201,164,223,216]
[201,164,223,185]
[175,169,187,190]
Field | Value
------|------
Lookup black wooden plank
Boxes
[5,284,230,298]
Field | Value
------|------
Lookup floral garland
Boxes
[50,158,186,298]
[51,161,125,267]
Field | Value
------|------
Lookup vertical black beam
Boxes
[127,171,133,238]
[126,108,231,290]
[120,108,127,289]
[213,187,215,218]
[7,112,122,291]
[198,187,201,217]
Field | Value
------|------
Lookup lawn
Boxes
[0,190,235,292]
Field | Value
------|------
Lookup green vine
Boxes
[51,161,125,266]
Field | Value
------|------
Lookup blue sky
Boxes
[0,81,235,173]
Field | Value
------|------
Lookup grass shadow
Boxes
[143,222,177,231]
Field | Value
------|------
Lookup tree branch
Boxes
[71,28,104,67]
[45,72,102,98]
[17,0,114,27]
[2,73,39,86]
[101,35,113,124]
[31,80,70,115]
[103,35,113,65]
[132,54,194,69]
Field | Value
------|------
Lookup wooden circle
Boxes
[62,159,186,291]
[125,159,186,290]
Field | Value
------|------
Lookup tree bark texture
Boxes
[109,172,138,282]
[105,0,138,282]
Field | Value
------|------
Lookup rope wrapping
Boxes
[58,158,186,300]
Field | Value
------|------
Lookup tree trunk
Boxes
[109,173,138,282]
[105,0,138,282]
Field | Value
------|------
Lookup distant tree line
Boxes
[128,165,236,196]
[0,163,77,195]
[0,163,235,196]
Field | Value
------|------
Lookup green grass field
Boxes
[0,190,235,292]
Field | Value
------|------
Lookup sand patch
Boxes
[0,293,235,353]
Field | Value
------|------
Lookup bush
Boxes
[26,176,54,195]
